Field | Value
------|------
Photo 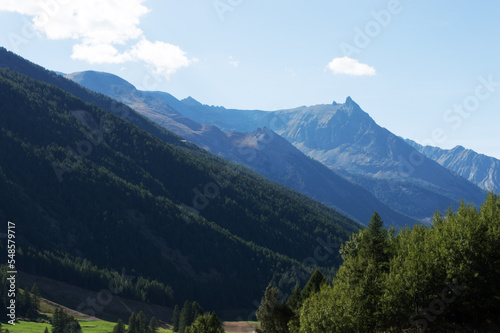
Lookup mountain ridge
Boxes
[406,139,500,193]
[140,92,487,220]
[0,51,361,312]
[66,70,416,227]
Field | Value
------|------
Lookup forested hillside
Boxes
[0,67,360,312]
[0,47,191,149]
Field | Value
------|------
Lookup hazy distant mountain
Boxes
[224,128,415,227]
[66,71,415,227]
[406,139,500,193]
[170,96,487,220]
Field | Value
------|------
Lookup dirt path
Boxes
[222,321,258,333]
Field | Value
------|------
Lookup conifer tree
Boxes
[127,312,137,333]
[136,311,147,333]
[148,316,159,333]
[185,312,225,333]
[51,308,81,333]
[178,301,192,333]
[112,319,126,333]
[191,302,203,322]
[256,286,293,333]
[172,305,180,332]
[30,284,41,312]
[300,270,326,301]
[287,284,302,311]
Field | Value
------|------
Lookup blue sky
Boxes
[1,0,499,158]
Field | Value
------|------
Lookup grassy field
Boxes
[1,320,51,333]
[2,320,173,333]
[2,320,257,333]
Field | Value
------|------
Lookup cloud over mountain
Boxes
[0,0,193,78]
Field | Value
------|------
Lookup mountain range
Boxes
[406,139,500,194]
[65,70,415,227]
[0,47,360,313]
[65,70,489,222]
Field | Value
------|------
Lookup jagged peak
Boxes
[345,96,359,108]
[339,96,371,120]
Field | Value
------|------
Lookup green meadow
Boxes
[2,321,173,333]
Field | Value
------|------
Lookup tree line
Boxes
[256,193,500,332]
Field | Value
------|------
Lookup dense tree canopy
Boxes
[185,312,225,333]
[297,195,500,332]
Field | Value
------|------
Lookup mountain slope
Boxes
[164,96,487,220]
[0,47,191,150]
[66,70,415,227]
[0,67,360,312]
[406,139,500,193]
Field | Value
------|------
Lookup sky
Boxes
[1,0,499,158]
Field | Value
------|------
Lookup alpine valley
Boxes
[1,47,498,332]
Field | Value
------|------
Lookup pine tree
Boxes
[23,289,37,319]
[148,316,159,333]
[51,308,81,333]
[178,301,192,333]
[287,284,303,332]
[191,302,203,322]
[301,269,326,301]
[172,305,180,332]
[127,312,137,333]
[112,319,126,333]
[178,301,204,333]
[136,311,147,333]
[256,286,293,333]
[366,211,389,268]
[287,284,302,310]
[51,308,64,333]
[30,284,41,312]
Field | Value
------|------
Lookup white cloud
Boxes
[326,56,376,76]
[71,43,133,64]
[228,56,239,67]
[0,0,193,79]
[130,39,193,77]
